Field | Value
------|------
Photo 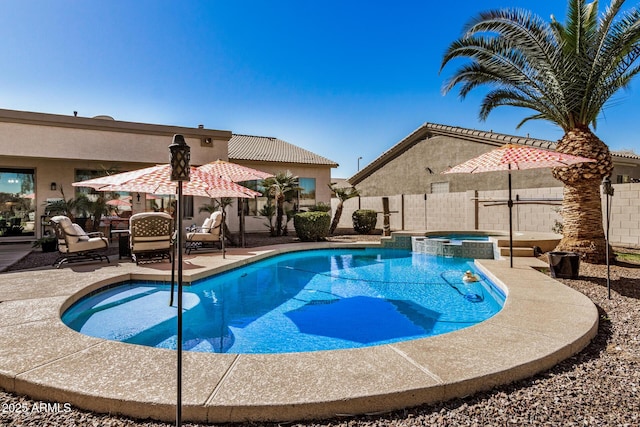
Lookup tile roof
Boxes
[228,134,338,167]
[613,150,640,160]
[349,122,640,184]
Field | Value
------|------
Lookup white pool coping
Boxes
[0,242,598,423]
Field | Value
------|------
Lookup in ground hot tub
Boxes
[412,233,496,259]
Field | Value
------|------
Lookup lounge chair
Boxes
[129,212,174,264]
[50,215,110,268]
[185,211,222,254]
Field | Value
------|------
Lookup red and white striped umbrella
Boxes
[443,143,595,267]
[72,164,261,198]
[443,143,595,174]
[197,160,273,248]
[106,198,132,207]
[197,159,273,182]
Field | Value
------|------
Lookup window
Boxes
[238,180,266,216]
[75,169,110,196]
[430,181,450,193]
[0,168,36,237]
[74,169,193,217]
[75,169,131,215]
[298,177,316,208]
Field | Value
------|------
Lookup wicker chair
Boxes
[129,212,174,264]
[50,215,110,268]
[185,211,222,254]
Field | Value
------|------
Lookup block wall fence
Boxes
[331,182,640,247]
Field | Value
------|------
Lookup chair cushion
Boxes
[201,218,213,232]
[187,232,220,242]
[72,224,90,241]
[211,212,222,228]
[81,237,109,251]
[52,216,79,244]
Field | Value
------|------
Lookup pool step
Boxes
[496,237,560,253]
[499,246,535,257]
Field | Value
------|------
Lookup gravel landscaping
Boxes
[1,238,638,426]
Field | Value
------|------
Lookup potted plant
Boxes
[33,235,57,252]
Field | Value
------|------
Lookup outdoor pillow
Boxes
[202,217,213,232]
[72,223,90,241]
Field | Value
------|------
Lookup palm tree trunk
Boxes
[552,126,613,264]
[554,179,607,263]
[275,196,284,237]
[329,202,343,235]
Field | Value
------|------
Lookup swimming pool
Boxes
[62,248,505,354]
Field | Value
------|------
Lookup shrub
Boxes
[352,209,377,234]
[293,211,330,241]
[306,202,332,212]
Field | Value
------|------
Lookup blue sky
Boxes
[1,1,639,178]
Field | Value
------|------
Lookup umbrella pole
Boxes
[170,193,177,307]
[240,198,246,248]
[508,166,513,268]
[221,207,226,259]
[170,254,176,306]
[176,182,184,427]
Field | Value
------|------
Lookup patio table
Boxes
[110,229,131,260]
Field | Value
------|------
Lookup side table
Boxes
[111,229,131,260]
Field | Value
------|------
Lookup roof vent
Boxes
[92,115,115,120]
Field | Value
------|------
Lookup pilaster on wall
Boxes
[467,190,478,230]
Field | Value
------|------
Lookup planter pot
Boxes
[548,251,580,279]
[41,240,57,253]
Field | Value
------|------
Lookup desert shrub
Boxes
[293,211,330,241]
[306,202,332,212]
[352,209,377,234]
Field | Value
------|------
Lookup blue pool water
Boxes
[62,248,505,354]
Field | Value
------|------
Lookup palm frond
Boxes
[441,0,640,132]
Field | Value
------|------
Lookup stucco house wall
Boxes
[349,123,640,197]
[0,110,230,238]
[354,134,558,196]
[0,109,338,239]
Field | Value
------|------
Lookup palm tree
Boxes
[440,0,640,263]
[262,171,301,236]
[328,183,360,235]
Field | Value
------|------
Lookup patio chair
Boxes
[50,215,110,268]
[129,212,174,264]
[185,211,222,254]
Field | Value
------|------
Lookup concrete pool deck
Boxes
[0,242,598,423]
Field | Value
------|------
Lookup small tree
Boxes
[259,202,276,236]
[44,186,90,222]
[262,171,302,236]
[328,183,360,234]
[87,194,109,232]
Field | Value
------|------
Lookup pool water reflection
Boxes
[62,248,505,354]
